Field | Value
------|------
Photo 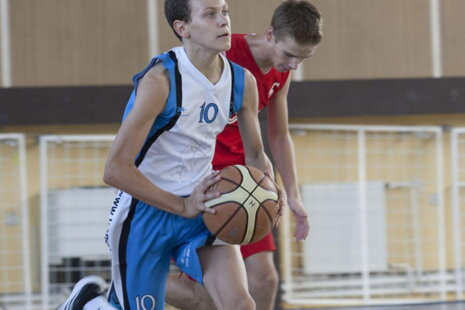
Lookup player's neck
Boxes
[183,45,224,84]
[245,33,273,74]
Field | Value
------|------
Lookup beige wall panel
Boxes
[0,2,4,86]
[157,0,281,53]
[157,0,180,53]
[302,0,433,80]
[441,0,465,77]
[0,27,2,86]
[10,1,149,87]
[227,0,282,34]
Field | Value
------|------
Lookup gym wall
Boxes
[1,0,465,87]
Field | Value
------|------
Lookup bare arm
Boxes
[237,70,284,224]
[103,64,218,217]
[267,74,309,241]
[236,70,273,173]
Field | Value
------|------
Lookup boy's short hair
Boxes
[165,0,192,41]
[271,0,323,45]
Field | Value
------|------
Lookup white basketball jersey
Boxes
[123,47,245,196]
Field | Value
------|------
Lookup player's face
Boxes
[186,0,231,52]
[271,37,318,72]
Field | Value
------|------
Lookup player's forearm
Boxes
[103,163,185,215]
[269,132,301,201]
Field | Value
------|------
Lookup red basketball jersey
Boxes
[212,34,291,170]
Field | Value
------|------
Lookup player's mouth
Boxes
[218,33,230,39]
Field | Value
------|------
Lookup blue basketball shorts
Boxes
[105,191,213,310]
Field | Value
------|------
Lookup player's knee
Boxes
[218,289,255,310]
[249,265,278,293]
[230,294,255,310]
[195,299,216,310]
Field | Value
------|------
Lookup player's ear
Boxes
[265,27,275,43]
[173,20,190,39]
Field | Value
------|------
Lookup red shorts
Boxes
[240,232,276,259]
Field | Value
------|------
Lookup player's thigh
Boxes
[244,250,277,278]
[198,245,250,303]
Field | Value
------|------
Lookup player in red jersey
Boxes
[165,1,323,309]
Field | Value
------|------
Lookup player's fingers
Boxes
[295,226,303,240]
[201,171,221,190]
[278,202,285,216]
[203,204,216,214]
[273,214,281,228]
[296,221,310,241]
[204,191,221,201]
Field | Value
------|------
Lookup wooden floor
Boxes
[277,301,465,310]
[165,301,465,310]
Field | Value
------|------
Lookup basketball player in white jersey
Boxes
[57,0,279,309]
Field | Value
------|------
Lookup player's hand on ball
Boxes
[203,165,279,244]
[264,171,284,227]
[182,171,221,218]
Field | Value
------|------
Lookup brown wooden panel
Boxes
[441,0,465,77]
[10,0,149,86]
[0,85,132,125]
[287,77,465,118]
[3,77,465,126]
[302,0,433,80]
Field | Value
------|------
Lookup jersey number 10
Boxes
[199,102,219,124]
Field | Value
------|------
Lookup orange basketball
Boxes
[203,165,279,245]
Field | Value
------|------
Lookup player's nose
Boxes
[289,58,302,70]
[218,14,229,27]
[289,62,299,70]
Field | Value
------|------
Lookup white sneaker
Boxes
[57,275,107,310]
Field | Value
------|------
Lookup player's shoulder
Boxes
[241,68,258,100]
[141,62,169,87]
[135,62,170,101]
[242,67,256,84]
[230,65,256,87]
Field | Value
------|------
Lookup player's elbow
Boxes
[103,160,119,188]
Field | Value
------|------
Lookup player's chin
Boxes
[215,44,231,53]
[216,36,231,50]
[275,66,289,73]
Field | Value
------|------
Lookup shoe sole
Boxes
[57,275,107,310]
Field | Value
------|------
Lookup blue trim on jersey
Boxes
[229,61,245,113]
[122,90,136,121]
[123,52,179,127]
[120,51,183,167]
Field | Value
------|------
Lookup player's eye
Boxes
[222,9,229,16]
[205,11,215,17]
